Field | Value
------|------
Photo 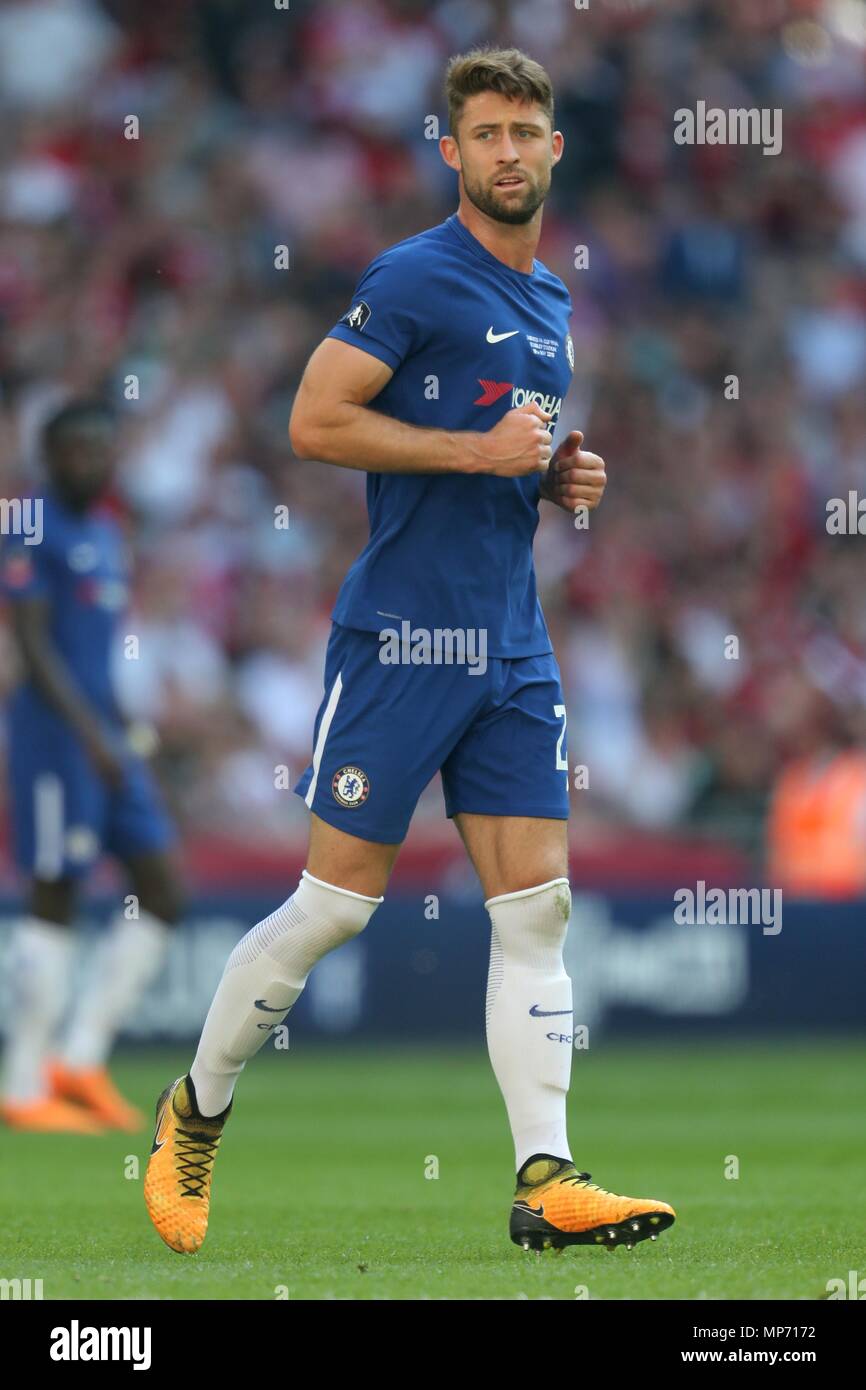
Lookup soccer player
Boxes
[0,400,183,1133]
[145,47,676,1254]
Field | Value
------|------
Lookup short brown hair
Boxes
[445,47,554,137]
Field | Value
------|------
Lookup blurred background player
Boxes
[0,400,183,1134]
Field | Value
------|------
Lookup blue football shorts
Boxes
[7,713,176,880]
[294,621,570,843]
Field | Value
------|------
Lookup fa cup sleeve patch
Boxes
[339,301,371,332]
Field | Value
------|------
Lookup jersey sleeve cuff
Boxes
[326,326,404,372]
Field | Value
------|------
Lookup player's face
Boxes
[446,92,563,226]
[48,423,116,509]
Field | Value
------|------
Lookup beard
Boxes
[462,167,549,225]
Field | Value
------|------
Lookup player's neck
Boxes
[455,200,541,275]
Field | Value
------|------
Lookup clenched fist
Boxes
[469,403,553,478]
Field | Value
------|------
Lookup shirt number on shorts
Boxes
[554,703,568,777]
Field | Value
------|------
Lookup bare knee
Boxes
[490,857,568,898]
[306,813,400,898]
[455,814,568,900]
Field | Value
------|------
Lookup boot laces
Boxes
[175,1128,220,1199]
[561,1169,607,1193]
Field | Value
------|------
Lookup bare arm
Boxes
[289,338,552,479]
[10,595,125,784]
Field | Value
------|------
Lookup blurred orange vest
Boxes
[767,750,866,898]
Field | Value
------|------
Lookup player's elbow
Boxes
[290,401,349,463]
[288,406,318,460]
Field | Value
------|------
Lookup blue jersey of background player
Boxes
[0,399,183,1135]
[7,473,132,756]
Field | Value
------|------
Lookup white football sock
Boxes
[2,917,75,1101]
[189,870,382,1116]
[61,909,172,1069]
[484,878,575,1172]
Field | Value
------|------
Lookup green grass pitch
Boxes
[1,1036,862,1300]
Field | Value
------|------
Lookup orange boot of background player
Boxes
[0,1095,105,1134]
[46,1058,145,1132]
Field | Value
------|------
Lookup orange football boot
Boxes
[144,1075,231,1254]
[1,1095,105,1134]
[510,1155,676,1251]
[46,1058,145,1132]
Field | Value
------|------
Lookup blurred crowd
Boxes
[1,0,865,874]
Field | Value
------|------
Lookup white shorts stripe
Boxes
[33,773,65,879]
[305,671,343,808]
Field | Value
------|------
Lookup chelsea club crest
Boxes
[332,765,370,808]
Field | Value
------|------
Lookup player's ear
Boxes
[551,130,564,165]
[439,134,462,173]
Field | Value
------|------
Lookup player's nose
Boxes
[497,132,522,164]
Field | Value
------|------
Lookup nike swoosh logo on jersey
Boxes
[529,1005,574,1017]
[486,327,520,343]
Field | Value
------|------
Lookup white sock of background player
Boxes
[61,909,172,1069]
[2,917,74,1101]
[189,870,382,1116]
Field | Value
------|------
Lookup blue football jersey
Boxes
[1,492,129,721]
[325,213,574,657]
